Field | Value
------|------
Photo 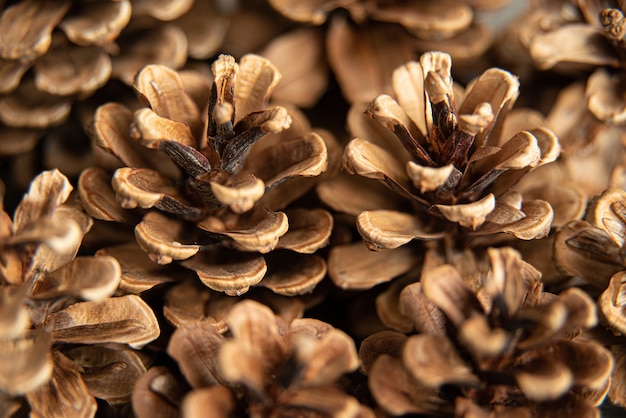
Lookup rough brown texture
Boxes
[2,2,626,417]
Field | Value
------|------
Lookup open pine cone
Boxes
[81,53,336,296]
[319,51,559,289]
[360,247,613,417]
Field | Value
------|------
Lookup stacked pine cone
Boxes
[1,1,626,417]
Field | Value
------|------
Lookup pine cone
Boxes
[82,54,336,296]
[0,170,159,416]
[319,51,559,289]
[361,247,612,417]
[264,0,506,105]
[134,299,371,418]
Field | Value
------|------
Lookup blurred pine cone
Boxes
[0,170,159,416]
[501,0,626,124]
[261,0,510,106]
[361,247,613,417]
[137,299,373,418]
